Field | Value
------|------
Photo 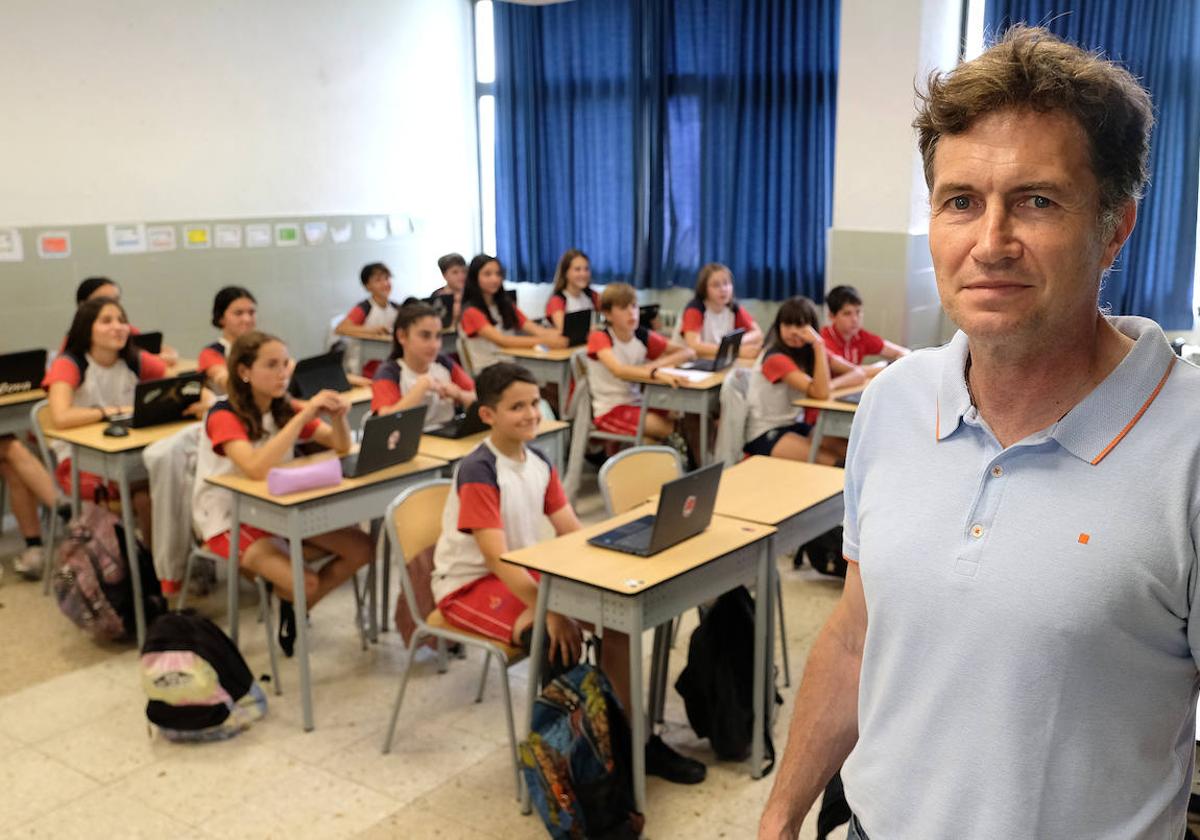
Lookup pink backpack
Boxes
[53,502,138,642]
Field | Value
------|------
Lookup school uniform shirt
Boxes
[431,438,567,604]
[191,400,320,542]
[680,299,754,345]
[197,338,230,377]
[344,297,402,331]
[544,288,600,319]
[585,327,667,419]
[820,325,885,365]
[42,350,167,463]
[459,301,530,372]
[744,349,818,443]
[370,354,475,429]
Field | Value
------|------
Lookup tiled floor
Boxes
[0,479,849,840]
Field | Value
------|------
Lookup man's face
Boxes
[928,108,1132,346]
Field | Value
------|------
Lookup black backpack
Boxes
[140,611,267,741]
[674,586,781,774]
[798,526,848,577]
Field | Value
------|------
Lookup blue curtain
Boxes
[494,0,840,300]
[985,1,1200,329]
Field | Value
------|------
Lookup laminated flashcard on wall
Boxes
[245,223,271,248]
[106,223,147,255]
[274,223,300,247]
[146,225,177,252]
[0,228,23,262]
[37,231,71,259]
[329,221,352,244]
[183,225,211,249]
[388,214,412,236]
[364,217,388,241]
[215,224,242,249]
[303,221,328,245]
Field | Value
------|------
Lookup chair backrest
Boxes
[30,399,58,474]
[386,479,452,619]
[597,445,684,516]
[456,335,476,377]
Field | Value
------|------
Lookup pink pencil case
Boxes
[266,457,343,496]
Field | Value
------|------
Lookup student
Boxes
[820,284,910,371]
[192,330,373,655]
[431,362,705,783]
[743,297,864,465]
[67,277,179,365]
[430,253,467,324]
[43,297,171,544]
[680,262,763,359]
[198,286,257,393]
[335,263,402,339]
[371,302,476,428]
[586,283,693,442]
[459,253,566,372]
[544,248,601,331]
[0,438,62,581]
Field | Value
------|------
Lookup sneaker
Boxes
[645,734,706,784]
[14,545,44,581]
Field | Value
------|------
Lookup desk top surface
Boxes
[0,389,46,408]
[620,358,752,391]
[501,502,774,594]
[793,385,866,412]
[504,346,577,362]
[43,418,198,452]
[205,450,448,505]
[416,419,569,463]
[712,456,844,526]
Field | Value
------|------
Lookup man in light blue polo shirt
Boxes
[760,25,1200,840]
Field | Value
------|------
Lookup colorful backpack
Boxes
[140,610,267,742]
[520,661,643,840]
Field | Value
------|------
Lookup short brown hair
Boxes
[914,24,1153,230]
[600,282,637,312]
[437,253,466,275]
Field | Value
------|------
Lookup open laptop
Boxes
[683,328,744,373]
[425,400,489,439]
[427,294,455,328]
[0,349,47,397]
[562,309,591,347]
[108,372,204,429]
[339,405,426,478]
[587,462,723,557]
[638,303,660,331]
[130,331,163,354]
[289,349,351,398]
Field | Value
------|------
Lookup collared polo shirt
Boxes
[841,316,1200,839]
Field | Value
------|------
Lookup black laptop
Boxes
[638,303,660,331]
[289,349,351,398]
[683,328,745,373]
[425,400,489,439]
[562,309,591,347]
[0,349,47,397]
[587,462,723,557]
[339,405,426,478]
[130,331,163,354]
[109,372,204,429]
[427,294,455,328]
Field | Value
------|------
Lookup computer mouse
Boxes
[103,423,130,437]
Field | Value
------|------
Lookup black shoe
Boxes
[645,734,706,784]
[278,599,296,658]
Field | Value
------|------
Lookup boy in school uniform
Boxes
[430,253,467,325]
[336,262,403,377]
[819,285,910,372]
[432,362,706,784]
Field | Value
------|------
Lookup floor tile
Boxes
[0,747,100,827]
[354,804,498,840]
[7,788,204,839]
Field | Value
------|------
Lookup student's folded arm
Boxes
[828,354,867,389]
[207,364,230,392]
[311,416,352,454]
[548,311,566,331]
[476,323,543,349]
[781,369,816,398]
[223,410,316,480]
[654,343,696,368]
[520,320,568,346]
[682,331,719,359]
[881,340,910,359]
[806,342,832,399]
[46,382,106,429]
[475,528,540,607]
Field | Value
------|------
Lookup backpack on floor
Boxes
[798,526,848,578]
[140,610,267,742]
[674,585,781,774]
[520,658,644,840]
[53,500,166,642]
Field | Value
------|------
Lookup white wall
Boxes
[0,0,479,239]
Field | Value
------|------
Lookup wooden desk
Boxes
[207,450,448,731]
[0,389,45,436]
[503,346,576,418]
[345,335,392,367]
[503,504,776,813]
[44,418,199,646]
[794,385,864,463]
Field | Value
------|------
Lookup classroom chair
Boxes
[381,479,524,801]
[455,335,477,377]
[29,400,70,593]
[562,351,642,499]
[713,365,752,467]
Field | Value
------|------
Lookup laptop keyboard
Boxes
[339,454,358,475]
[603,516,655,550]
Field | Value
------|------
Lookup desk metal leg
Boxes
[629,598,646,812]
[70,450,81,517]
[649,622,672,727]
[116,465,147,648]
[751,540,770,778]
[700,408,710,465]
[558,366,570,420]
[807,412,826,463]
[521,578,551,815]
[370,520,382,640]
[228,500,241,643]
[289,508,315,731]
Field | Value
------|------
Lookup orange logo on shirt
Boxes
[1077,533,1090,545]
[489,595,502,610]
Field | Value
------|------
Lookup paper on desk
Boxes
[656,367,712,383]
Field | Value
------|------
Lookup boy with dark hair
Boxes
[335,262,402,376]
[431,252,467,324]
[820,285,910,372]
[433,361,704,784]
